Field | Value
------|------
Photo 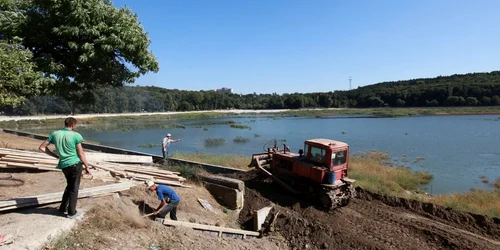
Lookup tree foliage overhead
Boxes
[0,0,159,106]
[0,38,52,108]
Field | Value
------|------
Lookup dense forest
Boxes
[3,71,500,115]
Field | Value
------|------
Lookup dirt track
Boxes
[231,170,500,250]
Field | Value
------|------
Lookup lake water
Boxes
[79,114,500,195]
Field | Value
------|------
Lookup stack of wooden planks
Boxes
[0,182,139,212]
[0,148,189,187]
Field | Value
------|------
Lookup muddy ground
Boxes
[229,170,500,250]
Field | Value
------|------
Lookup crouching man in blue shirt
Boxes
[146,181,180,220]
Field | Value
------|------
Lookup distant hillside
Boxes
[335,71,500,107]
[3,71,500,115]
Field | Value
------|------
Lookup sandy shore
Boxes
[0,108,344,122]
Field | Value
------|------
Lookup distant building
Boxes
[215,87,233,93]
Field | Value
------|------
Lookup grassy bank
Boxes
[170,152,252,170]
[282,106,500,118]
[2,106,500,132]
[348,151,433,195]
[174,151,500,218]
[431,189,500,218]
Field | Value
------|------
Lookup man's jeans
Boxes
[59,162,83,216]
[157,201,179,220]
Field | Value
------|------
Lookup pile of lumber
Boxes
[0,148,61,172]
[0,148,189,187]
[0,182,139,212]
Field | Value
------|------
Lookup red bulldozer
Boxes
[249,138,356,210]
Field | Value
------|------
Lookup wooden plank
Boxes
[85,152,152,164]
[0,182,139,211]
[0,157,56,166]
[130,176,190,188]
[0,152,55,161]
[126,172,185,182]
[0,155,58,165]
[0,161,60,172]
[109,163,180,175]
[124,168,184,180]
[0,181,137,207]
[0,149,55,160]
[89,163,127,177]
[124,166,181,175]
[162,220,260,237]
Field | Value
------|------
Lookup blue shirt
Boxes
[156,184,180,203]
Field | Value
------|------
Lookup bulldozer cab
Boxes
[303,138,349,171]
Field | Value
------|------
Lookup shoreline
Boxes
[0,108,324,122]
[1,106,500,122]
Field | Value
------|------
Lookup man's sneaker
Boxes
[67,212,81,219]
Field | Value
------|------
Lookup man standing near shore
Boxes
[162,133,181,160]
[39,117,92,219]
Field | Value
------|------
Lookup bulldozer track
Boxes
[349,199,500,249]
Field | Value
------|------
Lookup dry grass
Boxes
[171,152,252,170]
[348,151,433,196]
[429,189,500,219]
[495,179,500,189]
[44,195,154,250]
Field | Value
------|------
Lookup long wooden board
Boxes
[0,148,55,160]
[124,168,185,180]
[89,163,127,177]
[0,161,60,172]
[162,220,260,238]
[0,181,137,207]
[85,152,152,164]
[0,155,58,165]
[0,182,139,211]
[126,172,185,182]
[131,177,190,188]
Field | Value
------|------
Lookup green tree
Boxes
[368,96,385,107]
[492,95,500,105]
[465,97,479,106]
[396,98,406,107]
[0,39,51,109]
[426,99,439,106]
[318,94,333,108]
[481,96,491,105]
[3,0,159,104]
[444,96,465,106]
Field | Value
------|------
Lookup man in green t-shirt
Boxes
[39,117,92,219]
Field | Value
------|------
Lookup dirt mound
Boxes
[234,173,500,250]
[86,195,149,230]
[356,187,500,240]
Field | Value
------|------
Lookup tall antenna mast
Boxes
[349,76,352,90]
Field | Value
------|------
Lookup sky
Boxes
[114,0,500,94]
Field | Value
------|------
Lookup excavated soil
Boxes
[228,170,500,250]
